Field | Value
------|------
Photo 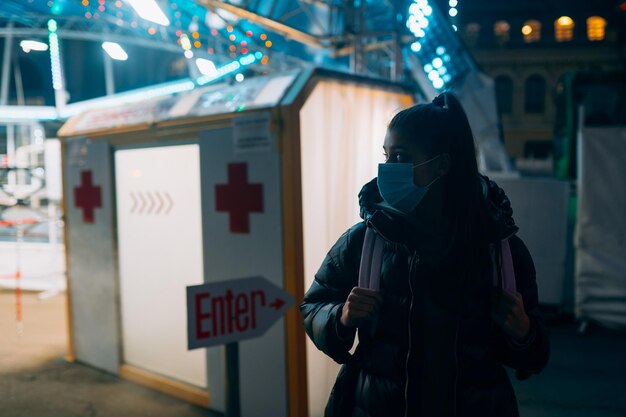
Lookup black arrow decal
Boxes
[130,192,138,213]
[137,191,146,214]
[164,191,174,215]
[154,191,164,214]
[146,191,155,214]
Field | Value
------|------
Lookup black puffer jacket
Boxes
[300,177,550,417]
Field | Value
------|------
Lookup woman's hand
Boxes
[492,290,531,342]
[340,287,382,328]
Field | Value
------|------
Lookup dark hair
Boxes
[388,92,490,277]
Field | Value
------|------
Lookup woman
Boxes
[300,93,550,417]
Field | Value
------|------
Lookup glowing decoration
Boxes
[148,27,157,35]
[196,58,217,76]
[241,41,247,47]
[82,0,89,6]
[192,32,200,39]
[261,56,269,65]
[126,0,170,26]
[180,34,191,50]
[102,42,128,61]
[47,19,64,91]
[184,50,194,59]
[227,25,234,33]
[406,0,470,90]
[211,29,218,36]
[229,45,237,52]
[452,24,457,31]
[115,1,122,7]
[522,25,532,35]
[265,40,272,48]
[85,12,92,18]
[260,33,267,40]
[235,73,244,82]
[194,41,201,48]
[254,52,263,59]
[241,48,248,54]
[246,31,253,37]
[522,20,541,43]
[196,53,263,86]
[229,34,236,41]
[20,40,48,53]
[176,30,182,37]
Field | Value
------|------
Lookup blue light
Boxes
[254,51,263,59]
[443,54,451,62]
[411,42,422,52]
[432,57,443,68]
[436,46,446,55]
[424,64,433,72]
[443,74,452,82]
[433,78,444,89]
[428,70,440,81]
[438,66,448,75]
[449,8,458,17]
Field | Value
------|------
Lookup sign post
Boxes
[187,276,294,416]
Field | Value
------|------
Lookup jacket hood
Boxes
[358,175,518,242]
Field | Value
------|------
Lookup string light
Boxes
[265,40,272,48]
[47,19,64,91]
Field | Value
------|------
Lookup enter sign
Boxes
[187,276,294,350]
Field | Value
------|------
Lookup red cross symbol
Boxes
[215,163,264,234]
[73,170,102,224]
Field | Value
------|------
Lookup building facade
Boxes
[439,0,625,162]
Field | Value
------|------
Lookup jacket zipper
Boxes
[404,251,419,417]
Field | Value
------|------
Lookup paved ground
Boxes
[1,291,625,417]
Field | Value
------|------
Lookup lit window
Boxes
[522,20,541,43]
[464,22,480,46]
[555,16,574,42]
[494,20,510,44]
[586,16,606,41]
[524,74,546,113]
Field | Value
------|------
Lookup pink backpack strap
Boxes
[358,227,383,291]
[492,239,517,294]
[358,226,384,337]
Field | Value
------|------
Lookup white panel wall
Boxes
[115,145,207,388]
[299,82,413,417]
[199,125,287,416]
[64,138,120,374]
[491,176,570,305]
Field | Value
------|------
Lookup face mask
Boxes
[377,156,441,213]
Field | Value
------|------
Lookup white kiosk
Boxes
[59,68,414,417]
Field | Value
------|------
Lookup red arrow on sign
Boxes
[187,276,294,350]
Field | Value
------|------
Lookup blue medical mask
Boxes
[377,155,441,213]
